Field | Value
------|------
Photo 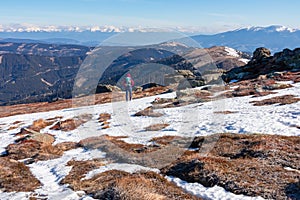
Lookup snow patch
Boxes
[41,78,53,86]
[84,163,160,180]
[0,55,2,64]
[29,148,105,200]
[167,176,265,200]
[239,58,250,64]
[225,46,239,57]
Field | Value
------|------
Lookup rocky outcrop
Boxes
[223,47,300,82]
[95,84,121,93]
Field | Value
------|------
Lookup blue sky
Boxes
[1,0,299,33]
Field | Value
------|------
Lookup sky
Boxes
[1,0,300,33]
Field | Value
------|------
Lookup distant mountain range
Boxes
[191,25,300,53]
[1,25,300,52]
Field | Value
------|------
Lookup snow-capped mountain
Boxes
[1,24,300,52]
[191,25,300,52]
[242,25,297,33]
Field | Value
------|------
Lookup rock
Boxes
[177,70,195,78]
[134,86,143,92]
[144,123,169,131]
[223,47,300,82]
[251,47,271,63]
[134,106,163,117]
[141,83,163,90]
[95,84,121,93]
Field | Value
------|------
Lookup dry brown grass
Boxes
[61,161,201,200]
[50,114,92,131]
[250,95,300,106]
[6,138,79,162]
[0,157,41,192]
[162,133,300,199]
[79,135,190,169]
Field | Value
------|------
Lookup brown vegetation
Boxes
[250,95,300,106]
[0,157,41,192]
[79,135,190,169]
[50,114,92,131]
[162,133,300,199]
[6,137,79,162]
[61,161,200,200]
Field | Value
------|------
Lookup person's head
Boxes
[127,73,131,77]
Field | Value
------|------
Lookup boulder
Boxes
[96,84,121,93]
[251,47,271,63]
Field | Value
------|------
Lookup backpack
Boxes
[125,77,132,86]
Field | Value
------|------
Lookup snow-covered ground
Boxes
[0,82,299,199]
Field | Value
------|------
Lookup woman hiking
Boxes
[123,73,134,101]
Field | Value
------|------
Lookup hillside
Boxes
[0,42,249,106]
[0,68,299,199]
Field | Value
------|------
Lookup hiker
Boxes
[123,73,134,101]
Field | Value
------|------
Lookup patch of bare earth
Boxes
[0,157,41,192]
[61,161,200,200]
[79,135,191,168]
[162,133,300,200]
[250,95,300,106]
[50,114,92,131]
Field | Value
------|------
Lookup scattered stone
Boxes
[144,123,170,131]
[95,84,121,93]
[134,106,163,117]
